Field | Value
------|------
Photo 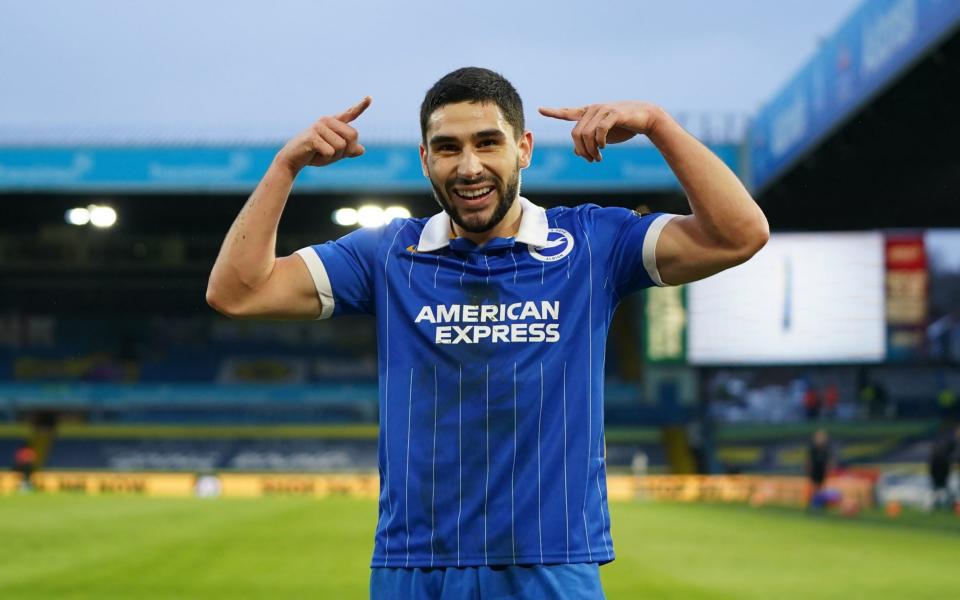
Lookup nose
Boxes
[457,148,483,180]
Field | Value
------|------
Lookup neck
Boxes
[453,196,523,246]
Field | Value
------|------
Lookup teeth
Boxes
[457,187,492,199]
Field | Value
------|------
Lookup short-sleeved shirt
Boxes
[297,197,677,568]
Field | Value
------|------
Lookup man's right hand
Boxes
[276,96,372,174]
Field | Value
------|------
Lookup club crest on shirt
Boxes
[528,228,574,262]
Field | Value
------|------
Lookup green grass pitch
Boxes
[0,495,957,598]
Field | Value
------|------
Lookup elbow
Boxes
[749,218,771,256]
[741,210,770,262]
[205,283,243,319]
[205,285,229,316]
[731,216,770,265]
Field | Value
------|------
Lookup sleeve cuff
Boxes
[295,247,335,319]
[642,214,681,287]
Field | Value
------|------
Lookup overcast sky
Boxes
[0,0,861,143]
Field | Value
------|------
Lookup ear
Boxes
[419,143,430,178]
[518,130,534,169]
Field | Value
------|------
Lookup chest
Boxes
[376,229,607,356]
[398,245,587,303]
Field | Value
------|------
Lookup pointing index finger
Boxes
[538,106,585,121]
[336,96,372,123]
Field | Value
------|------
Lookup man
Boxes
[14,444,37,492]
[207,67,768,598]
[929,425,957,510]
[806,429,833,510]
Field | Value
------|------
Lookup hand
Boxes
[538,101,662,162]
[276,96,372,174]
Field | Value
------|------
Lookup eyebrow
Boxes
[474,129,506,140]
[429,129,507,146]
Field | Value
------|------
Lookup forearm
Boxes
[207,158,297,301]
[648,109,768,250]
[206,100,370,318]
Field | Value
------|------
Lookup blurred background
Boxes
[1,0,959,597]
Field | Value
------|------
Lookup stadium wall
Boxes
[0,471,874,508]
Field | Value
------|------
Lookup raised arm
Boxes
[539,102,769,286]
[206,97,371,319]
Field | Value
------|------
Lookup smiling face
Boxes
[420,101,533,241]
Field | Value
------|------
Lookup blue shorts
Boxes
[370,563,605,599]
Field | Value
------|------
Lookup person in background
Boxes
[955,426,960,510]
[803,386,821,421]
[14,444,37,492]
[937,386,956,421]
[806,429,833,509]
[929,425,957,510]
[823,383,839,419]
[859,380,889,419]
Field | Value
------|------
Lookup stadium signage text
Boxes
[861,0,917,77]
[414,301,561,345]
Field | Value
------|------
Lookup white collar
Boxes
[416,196,550,252]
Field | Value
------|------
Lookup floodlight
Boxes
[357,205,385,228]
[65,207,90,226]
[88,205,117,228]
[384,206,411,221]
[332,207,359,226]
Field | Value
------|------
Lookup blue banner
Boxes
[749,0,960,191]
[0,143,737,193]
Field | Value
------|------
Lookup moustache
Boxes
[447,178,500,190]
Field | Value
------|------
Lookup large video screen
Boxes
[687,232,885,365]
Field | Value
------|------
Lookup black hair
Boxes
[420,67,524,142]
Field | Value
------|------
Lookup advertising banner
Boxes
[2,471,874,508]
[632,474,874,508]
[643,285,687,364]
[885,234,928,361]
[0,471,381,498]
[22,472,195,497]
[217,473,379,499]
[0,143,737,193]
[0,471,21,494]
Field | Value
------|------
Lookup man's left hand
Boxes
[539,101,663,162]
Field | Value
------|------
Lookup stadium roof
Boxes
[749,0,960,193]
[754,1,960,230]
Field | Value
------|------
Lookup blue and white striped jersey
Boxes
[297,197,677,568]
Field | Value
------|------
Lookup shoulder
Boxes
[318,217,426,264]
[386,216,427,237]
[543,203,610,218]
[570,203,651,220]
[357,216,426,248]
[549,203,660,234]
[392,216,430,251]
[389,216,428,242]
[542,203,615,226]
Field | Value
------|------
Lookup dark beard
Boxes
[430,168,520,234]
